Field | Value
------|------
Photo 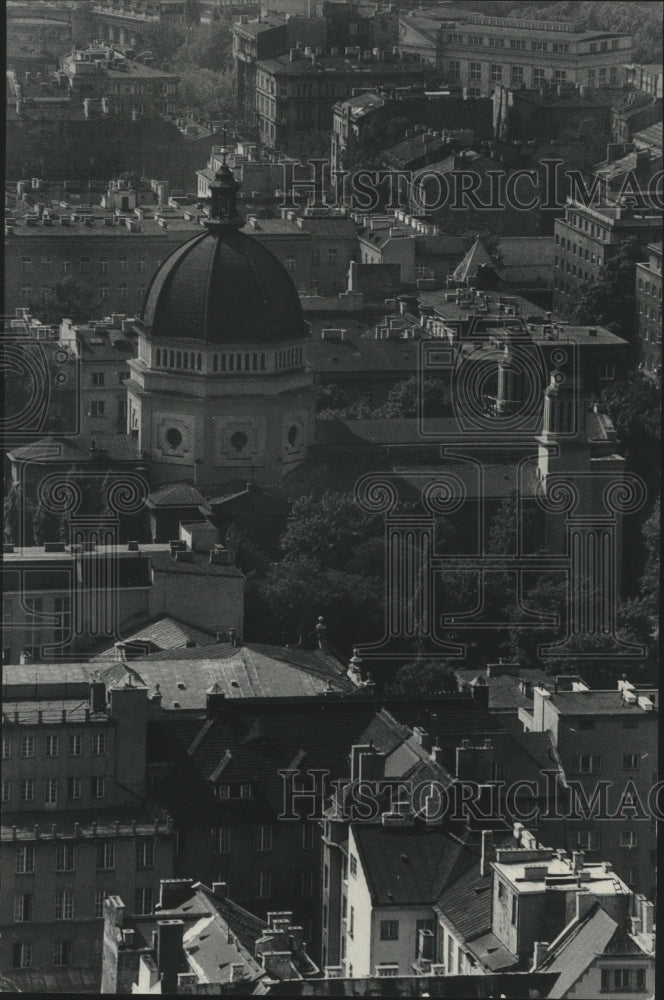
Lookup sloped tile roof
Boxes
[91,617,216,660]
[146,481,210,508]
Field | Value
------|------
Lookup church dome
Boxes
[139,164,306,345]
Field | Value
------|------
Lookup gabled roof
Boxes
[91,617,216,660]
[146,481,210,509]
[537,904,626,998]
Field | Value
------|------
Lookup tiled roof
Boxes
[435,833,517,941]
[119,644,353,707]
[352,823,476,905]
[538,904,621,998]
[465,930,520,972]
[146,481,210,509]
[91,617,216,660]
[8,434,140,463]
[548,690,658,716]
[2,969,100,993]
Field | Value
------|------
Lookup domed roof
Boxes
[139,163,306,345]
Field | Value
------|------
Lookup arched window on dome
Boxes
[169,350,174,368]
[176,351,181,368]
[197,354,202,370]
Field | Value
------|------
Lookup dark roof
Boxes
[140,226,306,345]
[352,823,477,906]
[548,690,658,716]
[8,433,140,464]
[538,904,624,998]
[146,481,210,509]
[435,833,517,941]
[265,972,560,996]
[91,616,216,660]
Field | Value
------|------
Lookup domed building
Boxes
[126,163,315,489]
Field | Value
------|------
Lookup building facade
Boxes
[0,673,173,991]
[553,197,662,318]
[635,242,662,373]
[61,44,179,117]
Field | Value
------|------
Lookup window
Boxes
[2,781,10,802]
[20,735,35,758]
[92,732,106,756]
[285,256,296,272]
[468,34,484,46]
[577,830,600,852]
[56,843,75,871]
[138,257,147,272]
[119,283,128,299]
[621,830,639,848]
[511,65,524,85]
[136,839,154,869]
[67,777,81,800]
[45,778,58,804]
[255,871,272,898]
[61,259,71,274]
[490,64,503,83]
[599,68,607,85]
[349,905,355,938]
[531,40,548,51]
[448,60,461,81]
[609,67,617,85]
[254,825,273,852]
[92,372,105,387]
[99,258,109,272]
[532,68,546,86]
[118,371,129,384]
[69,734,82,756]
[21,285,32,303]
[240,784,252,799]
[448,33,463,44]
[119,256,128,272]
[553,43,569,54]
[16,845,35,873]
[350,854,357,878]
[554,70,567,84]
[212,827,230,855]
[470,62,482,82]
[92,777,105,799]
[215,783,231,800]
[627,868,639,887]
[55,890,74,920]
[601,968,646,992]
[14,893,33,922]
[134,888,153,915]
[488,36,505,48]
[100,286,109,300]
[95,889,110,918]
[623,753,640,770]
[12,943,32,969]
[2,737,10,759]
[577,754,602,774]
[295,870,313,897]
[380,920,399,941]
[96,841,115,870]
[53,940,73,967]
[328,248,338,263]
[20,256,32,271]
[90,401,105,417]
[21,778,34,802]
[175,828,186,855]
[297,824,315,849]
[45,734,59,756]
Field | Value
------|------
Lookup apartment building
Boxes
[254,49,431,150]
[92,0,187,46]
[0,672,173,991]
[61,44,179,117]
[635,242,662,373]
[492,82,613,142]
[398,10,632,98]
[1,538,244,663]
[552,197,661,317]
[520,677,658,899]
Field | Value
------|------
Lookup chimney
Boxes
[480,829,493,877]
[532,940,550,968]
[572,850,585,874]
[412,727,431,752]
[206,684,226,719]
[90,680,106,713]
[418,928,435,961]
[575,890,595,921]
[156,920,184,990]
[513,822,525,844]
[212,882,227,900]
[158,879,195,910]
[642,898,654,935]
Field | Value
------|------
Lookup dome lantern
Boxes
[205,155,244,231]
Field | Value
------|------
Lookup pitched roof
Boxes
[91,617,216,661]
[435,833,517,942]
[146,482,210,509]
[538,904,622,998]
[352,823,476,906]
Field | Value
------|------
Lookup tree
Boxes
[173,65,234,121]
[30,278,98,326]
[279,492,383,572]
[572,238,645,345]
[376,376,451,419]
[386,658,458,697]
[31,502,62,545]
[639,497,659,621]
[3,483,30,545]
[316,383,350,413]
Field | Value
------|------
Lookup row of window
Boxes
[89,399,127,419]
[91,371,130,386]
[210,823,315,854]
[600,967,647,992]
[3,732,105,759]
[446,60,568,86]
[13,839,154,882]
[12,939,73,970]
[560,216,611,241]
[447,31,582,53]
[637,276,662,299]
[4,775,106,803]
[20,257,152,272]
[20,285,145,304]
[575,752,643,773]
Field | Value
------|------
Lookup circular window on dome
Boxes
[165,427,182,450]
[287,424,300,447]
[230,430,248,453]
